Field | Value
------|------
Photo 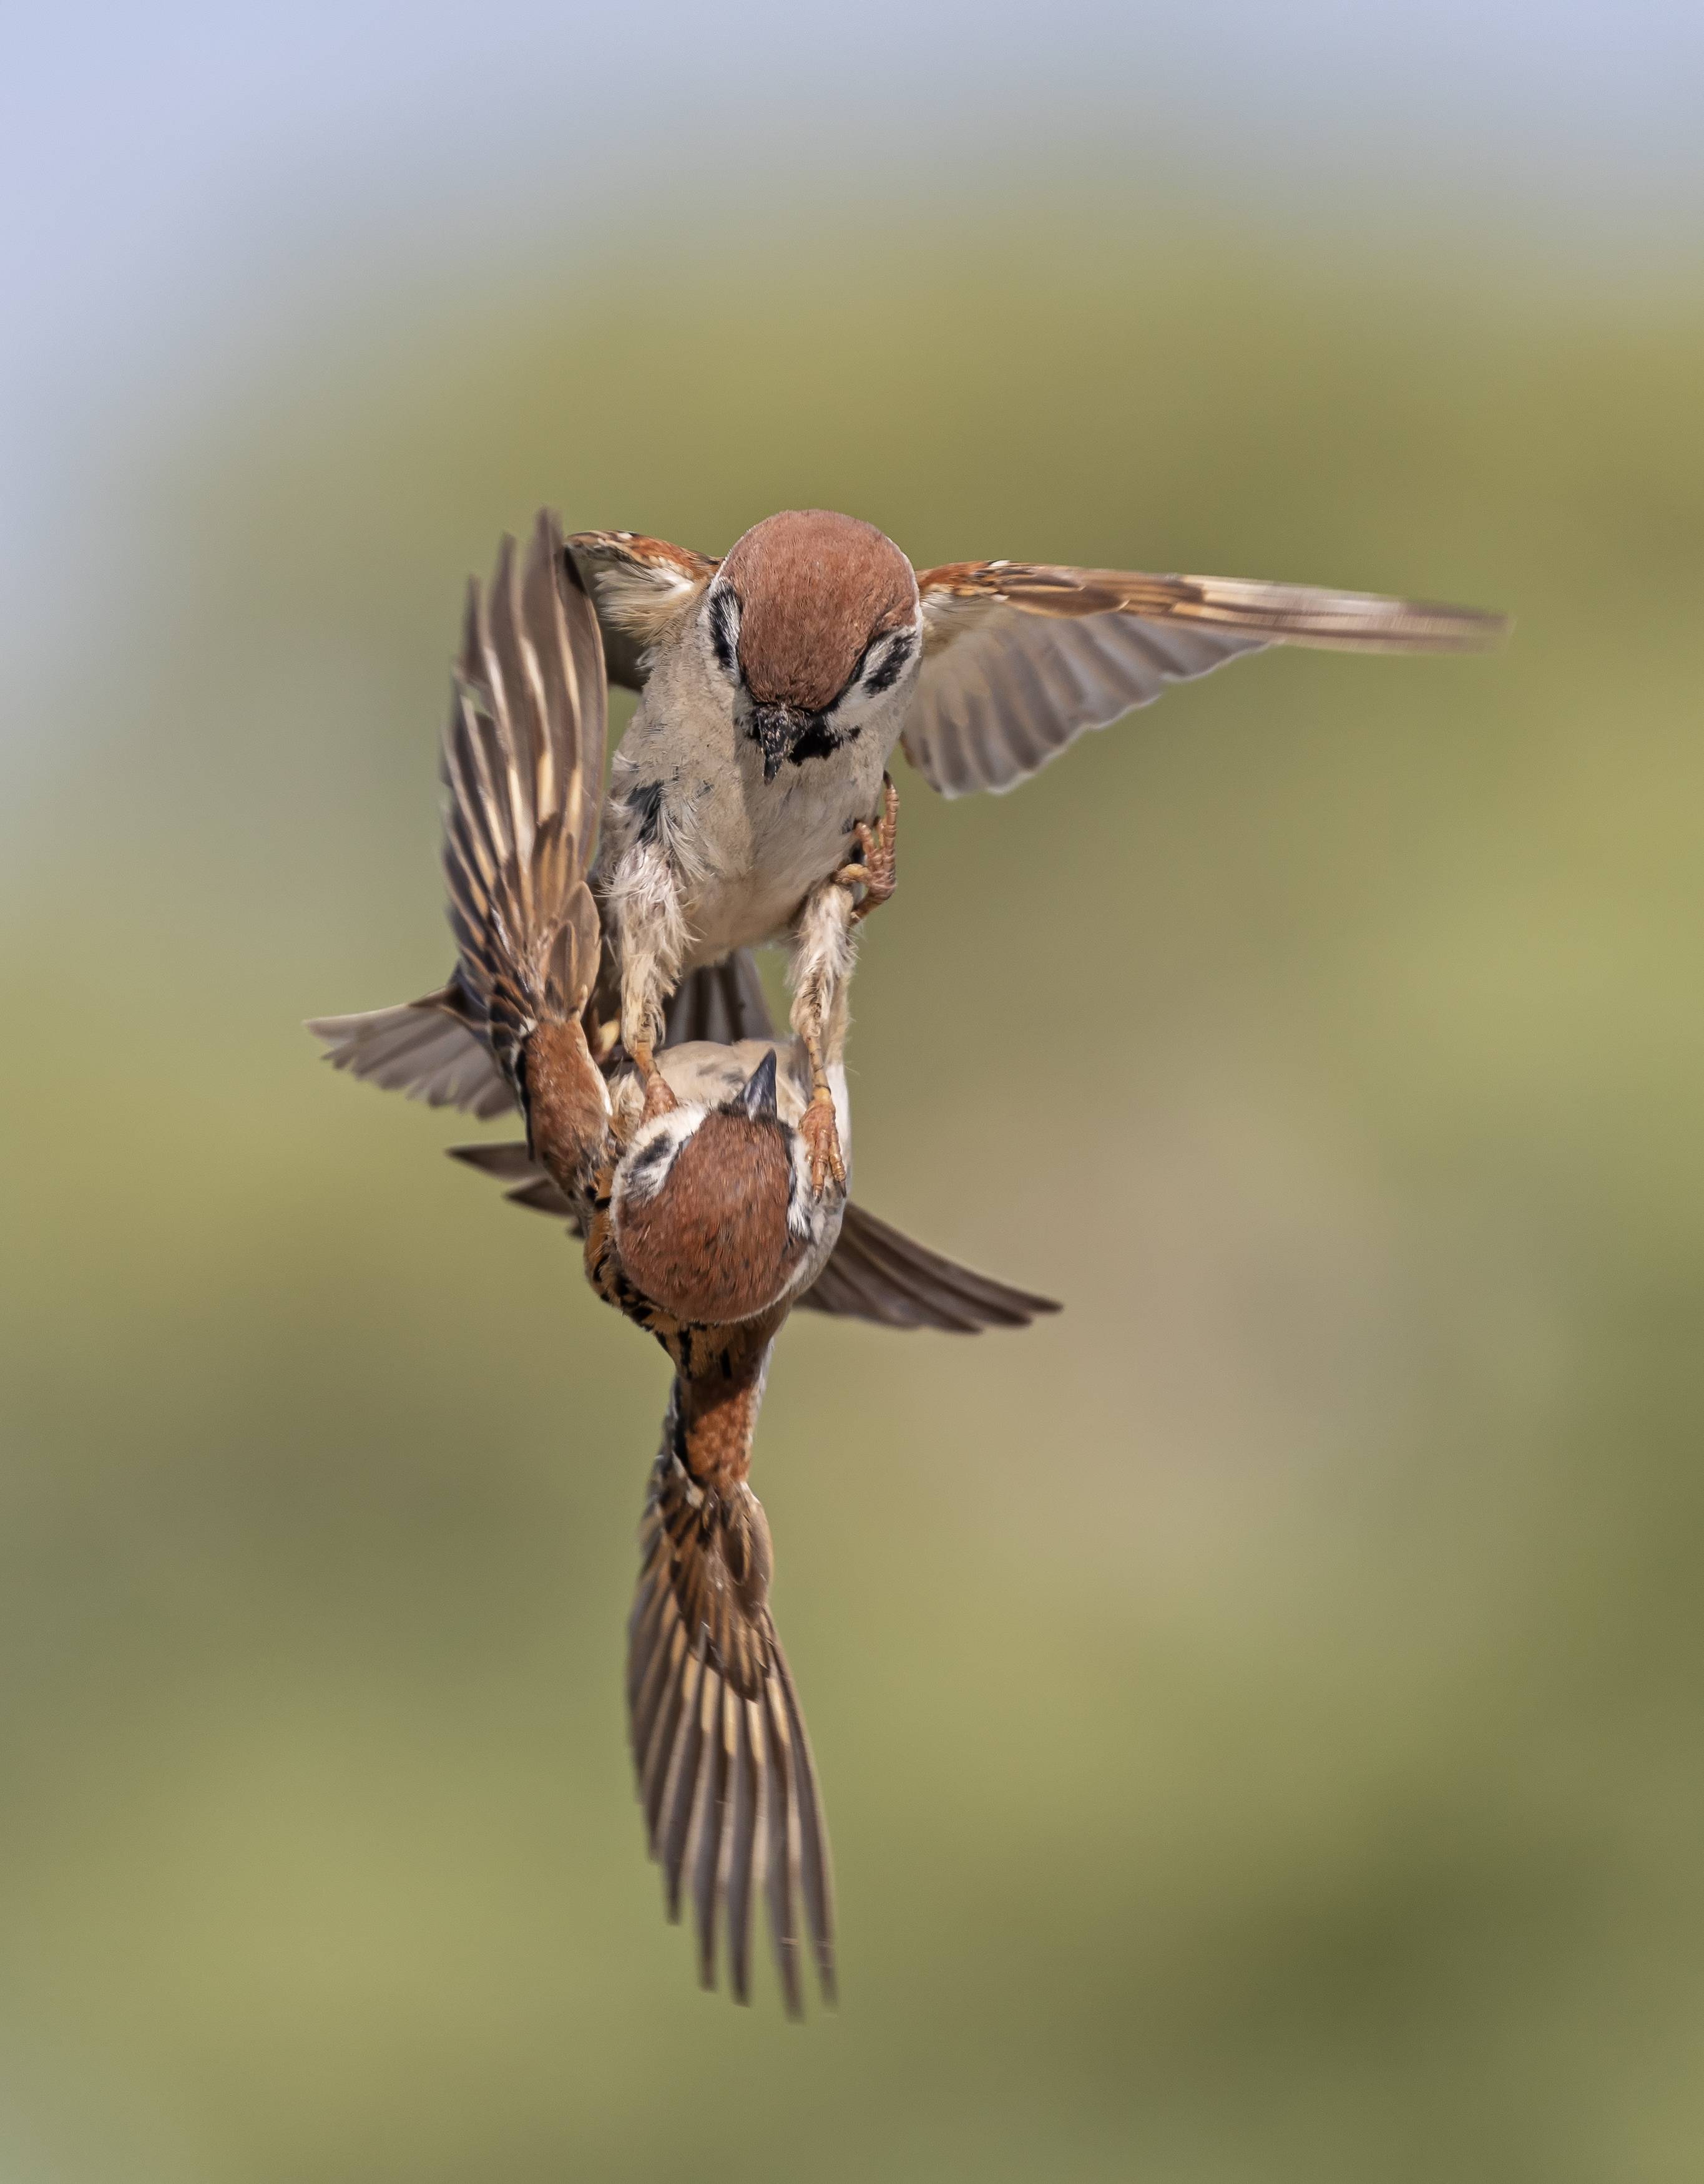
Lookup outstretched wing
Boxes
[565,531,719,692]
[446,1134,1059,1330]
[307,977,515,1119]
[309,943,769,1123]
[903,560,1509,797]
[441,510,605,1091]
[629,1440,835,2016]
[796,1202,1060,1330]
[309,509,606,1103]
[444,1136,570,1215]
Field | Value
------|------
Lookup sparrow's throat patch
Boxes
[748,702,858,784]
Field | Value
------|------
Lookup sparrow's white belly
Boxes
[680,769,876,960]
[610,678,893,969]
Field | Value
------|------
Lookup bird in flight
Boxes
[310,512,1055,2012]
[568,511,1507,1193]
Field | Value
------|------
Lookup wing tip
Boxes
[802,1202,1064,1332]
[1178,575,1513,655]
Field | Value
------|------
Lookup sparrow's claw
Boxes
[622,1037,679,1126]
[835,773,899,922]
[640,1070,679,1122]
[799,1090,846,1196]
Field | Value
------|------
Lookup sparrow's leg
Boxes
[788,883,856,1195]
[787,777,897,1194]
[602,838,688,1083]
[832,773,899,922]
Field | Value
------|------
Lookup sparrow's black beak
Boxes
[738,1048,779,1119]
[749,703,799,784]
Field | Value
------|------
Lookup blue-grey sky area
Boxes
[3,0,1700,690]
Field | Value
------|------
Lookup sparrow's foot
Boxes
[835,774,899,922]
[624,1038,678,1123]
[799,1088,846,1196]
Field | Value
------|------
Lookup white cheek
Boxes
[840,658,922,740]
[614,1107,705,1207]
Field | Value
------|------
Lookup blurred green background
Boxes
[5,63,1704,2183]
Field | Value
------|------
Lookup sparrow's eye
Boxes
[858,628,915,698]
[705,586,741,683]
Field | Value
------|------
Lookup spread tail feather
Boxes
[627,1411,835,2015]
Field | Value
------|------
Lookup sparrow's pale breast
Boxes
[607,626,899,965]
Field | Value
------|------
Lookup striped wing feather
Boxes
[309,510,607,1105]
[565,531,720,693]
[905,560,1508,797]
[797,1202,1060,1330]
[307,979,515,1119]
[441,511,606,1091]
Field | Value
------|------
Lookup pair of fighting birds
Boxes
[312,507,1504,2011]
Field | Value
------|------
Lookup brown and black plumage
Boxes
[309,511,1056,2011]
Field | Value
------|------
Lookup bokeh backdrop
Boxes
[4,7,1704,2181]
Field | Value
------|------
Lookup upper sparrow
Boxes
[567,510,1506,1191]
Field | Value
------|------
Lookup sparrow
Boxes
[308,512,1057,2010]
[566,510,1508,1192]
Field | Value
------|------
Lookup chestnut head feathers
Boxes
[612,1048,838,1325]
[707,510,922,783]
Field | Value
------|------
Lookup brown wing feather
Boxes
[307,979,515,1119]
[311,510,608,1109]
[443,1141,582,1226]
[566,531,720,693]
[443,509,607,1093]
[905,558,1507,797]
[916,560,1507,650]
[796,1202,1060,1330]
[443,1140,539,1184]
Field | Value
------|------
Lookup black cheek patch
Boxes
[861,632,914,697]
[624,1132,677,1192]
[707,590,738,676]
[789,716,859,765]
